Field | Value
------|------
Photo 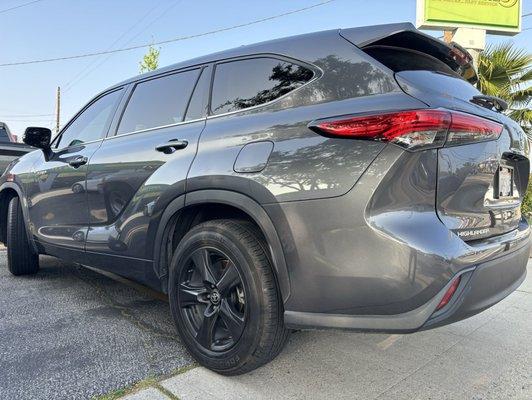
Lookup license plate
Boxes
[497,166,513,198]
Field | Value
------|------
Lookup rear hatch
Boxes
[340,24,530,241]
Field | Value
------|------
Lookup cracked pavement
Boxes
[0,253,530,400]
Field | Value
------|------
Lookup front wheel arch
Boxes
[0,183,38,254]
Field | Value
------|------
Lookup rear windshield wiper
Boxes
[470,95,508,112]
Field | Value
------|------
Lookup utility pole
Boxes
[55,86,60,134]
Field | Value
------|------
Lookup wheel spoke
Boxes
[216,262,240,295]
[179,283,206,307]
[191,248,216,284]
[219,299,245,340]
[196,304,219,349]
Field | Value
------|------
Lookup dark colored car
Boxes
[0,122,33,173]
[0,23,529,375]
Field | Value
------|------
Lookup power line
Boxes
[523,12,532,18]
[0,113,54,117]
[0,0,44,14]
[63,0,178,94]
[0,0,335,67]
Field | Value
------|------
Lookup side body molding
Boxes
[152,190,291,302]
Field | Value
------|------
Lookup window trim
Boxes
[207,54,320,119]
[113,67,203,137]
[52,87,125,151]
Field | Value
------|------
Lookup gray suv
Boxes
[0,23,529,375]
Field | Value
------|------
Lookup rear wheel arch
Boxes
[152,190,290,302]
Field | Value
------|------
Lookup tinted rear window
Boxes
[211,58,313,115]
[364,46,458,76]
[0,127,10,142]
[118,69,200,134]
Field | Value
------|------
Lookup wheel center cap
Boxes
[210,289,221,305]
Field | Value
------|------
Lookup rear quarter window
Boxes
[210,57,314,115]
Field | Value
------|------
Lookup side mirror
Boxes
[23,127,52,150]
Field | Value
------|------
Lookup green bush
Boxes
[521,174,532,218]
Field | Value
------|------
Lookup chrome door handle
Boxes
[155,139,188,154]
[68,155,88,168]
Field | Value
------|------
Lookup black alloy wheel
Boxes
[169,219,290,375]
[178,247,246,352]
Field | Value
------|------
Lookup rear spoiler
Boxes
[339,23,478,84]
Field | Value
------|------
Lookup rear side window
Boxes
[184,67,210,121]
[211,58,314,115]
[117,69,200,134]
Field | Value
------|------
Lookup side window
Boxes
[0,126,10,142]
[56,89,123,149]
[210,58,314,115]
[184,66,210,121]
[117,69,199,135]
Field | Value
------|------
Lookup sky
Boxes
[1,0,531,138]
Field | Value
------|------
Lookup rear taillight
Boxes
[310,110,503,151]
[436,276,461,311]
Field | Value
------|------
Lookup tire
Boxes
[71,183,84,194]
[169,219,289,375]
[6,196,39,275]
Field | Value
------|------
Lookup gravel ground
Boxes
[0,253,192,400]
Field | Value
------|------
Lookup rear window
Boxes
[118,69,200,135]
[0,127,10,142]
[210,57,314,115]
[364,46,458,77]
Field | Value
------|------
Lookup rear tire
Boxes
[6,197,39,275]
[169,219,289,375]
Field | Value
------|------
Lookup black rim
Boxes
[177,247,246,352]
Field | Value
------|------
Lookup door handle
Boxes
[68,155,88,168]
[155,139,188,154]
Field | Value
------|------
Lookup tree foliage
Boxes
[477,43,531,135]
[139,45,160,73]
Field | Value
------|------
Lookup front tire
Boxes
[169,219,289,375]
[6,196,39,275]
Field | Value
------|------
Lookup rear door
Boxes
[85,66,210,263]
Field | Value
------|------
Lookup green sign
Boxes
[417,0,522,34]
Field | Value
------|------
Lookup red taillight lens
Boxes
[446,112,503,146]
[310,109,503,150]
[436,276,461,311]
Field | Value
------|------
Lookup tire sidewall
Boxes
[169,223,266,372]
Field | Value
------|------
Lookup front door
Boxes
[26,88,124,249]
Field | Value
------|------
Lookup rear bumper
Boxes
[284,231,529,332]
[269,144,530,332]
[422,237,529,330]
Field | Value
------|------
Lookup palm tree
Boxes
[477,43,532,136]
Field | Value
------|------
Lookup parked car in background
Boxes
[0,23,529,375]
[0,122,32,173]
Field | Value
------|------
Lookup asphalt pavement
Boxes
[0,253,192,400]
[0,252,530,400]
